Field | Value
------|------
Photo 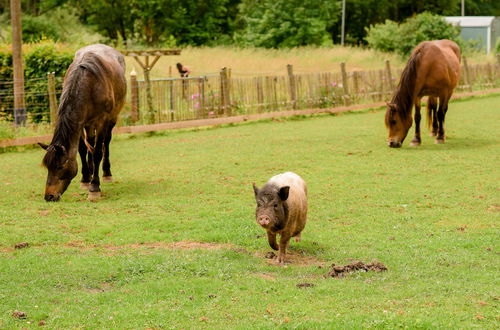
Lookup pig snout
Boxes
[257,215,271,226]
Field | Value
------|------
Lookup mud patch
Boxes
[14,242,29,249]
[326,261,387,278]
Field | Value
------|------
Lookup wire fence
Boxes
[1,57,499,130]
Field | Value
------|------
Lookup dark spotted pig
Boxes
[252,172,308,264]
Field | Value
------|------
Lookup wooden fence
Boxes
[0,55,499,128]
[128,55,500,125]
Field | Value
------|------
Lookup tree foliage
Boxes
[365,12,462,56]
[237,0,339,48]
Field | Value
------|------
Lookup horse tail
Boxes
[426,96,437,130]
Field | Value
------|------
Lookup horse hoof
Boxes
[435,139,445,144]
[87,191,101,202]
[409,140,421,147]
[102,176,113,183]
[429,132,437,137]
[80,182,90,190]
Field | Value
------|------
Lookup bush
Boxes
[0,42,74,123]
[22,15,61,43]
[365,12,462,56]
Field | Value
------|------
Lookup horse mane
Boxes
[391,44,424,118]
[44,53,111,170]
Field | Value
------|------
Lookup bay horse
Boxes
[39,44,126,201]
[385,39,461,148]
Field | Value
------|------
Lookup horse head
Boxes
[385,102,412,148]
[39,143,78,201]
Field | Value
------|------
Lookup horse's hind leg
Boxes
[102,122,115,183]
[410,98,422,146]
[435,96,449,144]
[427,96,438,136]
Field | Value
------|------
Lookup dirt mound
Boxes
[326,261,387,278]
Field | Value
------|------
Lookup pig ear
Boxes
[278,186,290,201]
[252,183,259,197]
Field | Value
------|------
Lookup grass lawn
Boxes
[0,95,499,328]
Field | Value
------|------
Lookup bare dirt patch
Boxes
[326,261,387,278]
[258,250,325,267]
[296,282,315,288]
[14,242,29,249]
[254,273,277,281]
[64,240,232,253]
[12,310,27,319]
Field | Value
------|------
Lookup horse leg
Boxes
[410,98,422,146]
[427,96,438,136]
[88,133,106,201]
[102,122,116,183]
[435,96,448,144]
[78,136,91,189]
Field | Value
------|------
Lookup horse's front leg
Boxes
[102,122,115,183]
[78,137,91,189]
[410,98,422,146]
[88,134,105,201]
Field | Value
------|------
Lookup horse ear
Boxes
[53,144,67,156]
[38,142,49,150]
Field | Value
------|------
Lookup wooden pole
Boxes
[220,67,231,116]
[198,77,205,118]
[287,64,297,109]
[11,0,26,126]
[385,59,394,91]
[496,54,500,79]
[352,71,360,94]
[256,77,264,113]
[340,62,349,104]
[462,56,472,92]
[130,69,139,123]
[47,72,57,126]
[169,68,174,122]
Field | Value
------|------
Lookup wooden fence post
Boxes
[47,72,58,127]
[352,71,360,94]
[496,54,500,79]
[220,67,231,116]
[129,70,139,123]
[256,77,264,113]
[340,62,349,104]
[197,77,205,118]
[385,59,395,91]
[462,56,472,92]
[287,64,297,109]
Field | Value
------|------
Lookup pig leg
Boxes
[277,234,291,264]
[294,232,301,243]
[267,231,279,251]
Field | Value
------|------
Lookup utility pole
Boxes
[10,0,26,126]
[341,0,346,46]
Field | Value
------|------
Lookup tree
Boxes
[238,0,339,48]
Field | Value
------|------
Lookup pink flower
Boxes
[331,82,338,87]
[208,111,215,117]
[194,102,200,109]
[191,93,200,100]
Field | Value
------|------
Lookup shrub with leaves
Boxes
[365,12,462,56]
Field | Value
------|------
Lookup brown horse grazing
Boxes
[39,44,126,201]
[385,39,461,148]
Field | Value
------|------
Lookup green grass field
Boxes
[0,95,499,328]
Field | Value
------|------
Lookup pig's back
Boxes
[268,172,307,235]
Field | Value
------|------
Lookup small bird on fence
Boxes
[176,62,191,78]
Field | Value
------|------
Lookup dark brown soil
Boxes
[326,261,387,278]
[14,242,29,249]
[12,310,27,319]
[296,282,315,288]
[264,251,276,259]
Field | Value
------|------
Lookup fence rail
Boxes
[1,55,499,130]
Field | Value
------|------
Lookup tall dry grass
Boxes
[125,45,496,80]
